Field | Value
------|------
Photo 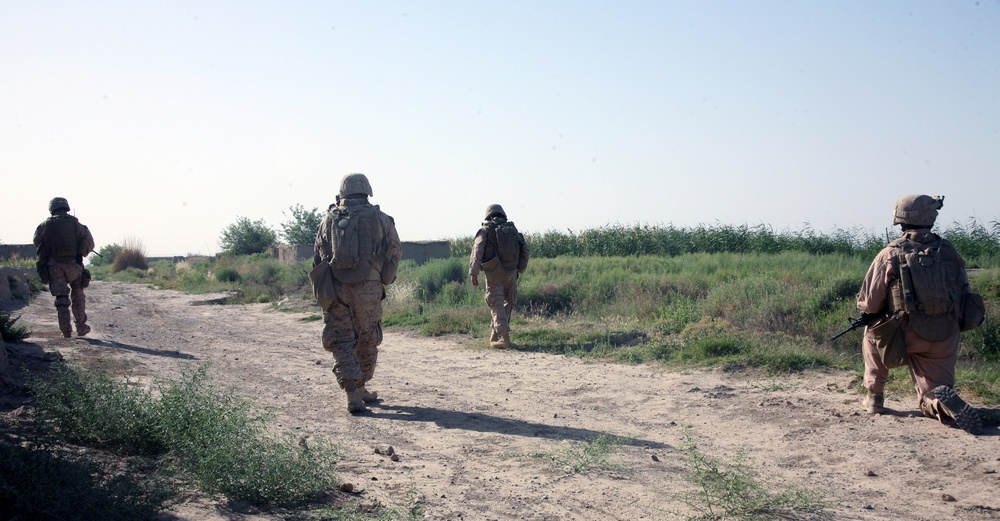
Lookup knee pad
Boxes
[55,296,71,308]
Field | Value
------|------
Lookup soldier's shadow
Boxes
[367,403,670,449]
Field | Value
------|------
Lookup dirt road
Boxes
[8,281,1000,520]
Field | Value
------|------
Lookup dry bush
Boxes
[112,236,149,273]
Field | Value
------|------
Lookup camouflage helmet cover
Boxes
[893,194,944,227]
[484,203,507,220]
[339,173,373,198]
[48,197,70,213]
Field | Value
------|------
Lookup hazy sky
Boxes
[3,1,998,256]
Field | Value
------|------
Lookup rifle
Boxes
[829,312,879,341]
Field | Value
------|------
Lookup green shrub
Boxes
[89,243,122,266]
[0,309,30,342]
[215,267,241,283]
[29,364,342,506]
[279,204,323,245]
[219,217,277,255]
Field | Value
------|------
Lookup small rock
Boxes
[339,483,354,493]
[942,494,956,502]
[984,469,996,474]
[651,454,660,462]
[865,470,877,477]
[391,454,400,462]
[863,504,874,510]
[554,413,558,418]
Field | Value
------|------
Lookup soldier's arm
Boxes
[469,231,486,277]
[857,249,893,314]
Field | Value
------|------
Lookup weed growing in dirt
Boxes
[670,434,830,520]
[525,433,627,474]
[29,363,343,507]
[0,309,30,342]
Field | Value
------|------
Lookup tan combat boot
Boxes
[342,381,367,414]
[862,392,884,414]
[357,383,379,403]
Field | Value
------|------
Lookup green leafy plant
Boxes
[525,434,626,474]
[671,434,829,520]
[0,309,30,342]
[280,203,323,245]
[219,216,277,255]
[29,363,342,506]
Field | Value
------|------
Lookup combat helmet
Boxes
[48,197,70,214]
[484,204,507,220]
[893,194,944,227]
[339,173,373,198]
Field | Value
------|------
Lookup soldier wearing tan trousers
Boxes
[313,174,401,414]
[33,197,95,338]
[857,194,982,434]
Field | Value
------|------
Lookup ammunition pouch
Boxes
[960,292,985,332]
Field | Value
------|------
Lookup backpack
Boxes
[329,206,362,271]
[485,220,526,272]
[889,233,973,339]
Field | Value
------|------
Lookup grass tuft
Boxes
[112,236,149,273]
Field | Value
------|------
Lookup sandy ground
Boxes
[4,280,999,520]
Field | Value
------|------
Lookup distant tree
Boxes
[279,204,323,245]
[219,217,277,255]
[89,243,122,266]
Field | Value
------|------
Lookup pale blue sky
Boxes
[3,1,998,256]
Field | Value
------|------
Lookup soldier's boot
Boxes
[862,392,884,414]
[931,385,982,435]
[489,329,500,344]
[55,298,72,338]
[490,329,510,348]
[342,381,367,414]
[357,382,379,403]
[76,323,91,337]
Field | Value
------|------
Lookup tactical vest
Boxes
[45,215,81,258]
[324,202,385,284]
[482,220,523,272]
[888,232,965,341]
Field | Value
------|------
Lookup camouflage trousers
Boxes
[47,261,87,335]
[484,269,518,336]
[863,319,959,405]
[322,279,384,388]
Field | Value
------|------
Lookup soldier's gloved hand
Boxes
[471,274,479,287]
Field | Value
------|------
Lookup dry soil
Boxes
[5,281,1000,520]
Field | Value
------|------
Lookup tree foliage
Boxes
[219,217,277,255]
[279,204,323,246]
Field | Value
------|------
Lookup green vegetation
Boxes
[88,242,123,266]
[394,221,1000,403]
[90,253,310,304]
[524,434,627,474]
[280,204,324,245]
[0,309,30,342]
[671,434,829,520]
[11,362,367,518]
[219,216,278,255]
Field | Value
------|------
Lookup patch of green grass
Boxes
[524,434,627,474]
[671,434,830,520]
[29,363,342,506]
[0,309,30,342]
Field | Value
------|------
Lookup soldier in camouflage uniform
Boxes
[313,174,401,414]
[857,194,982,434]
[469,204,529,348]
[33,197,95,338]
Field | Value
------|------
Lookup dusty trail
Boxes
[7,281,999,520]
